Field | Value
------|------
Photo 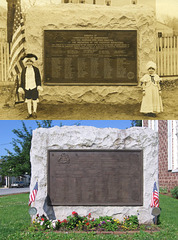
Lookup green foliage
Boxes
[32,213,135,232]
[159,187,168,194]
[122,215,139,230]
[130,120,142,127]
[0,120,53,177]
[0,193,30,240]
[171,186,178,199]
[1,194,178,239]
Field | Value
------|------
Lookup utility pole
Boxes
[6,0,17,44]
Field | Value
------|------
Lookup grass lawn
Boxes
[0,193,178,240]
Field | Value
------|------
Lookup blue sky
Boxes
[0,120,133,157]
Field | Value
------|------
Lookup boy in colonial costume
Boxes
[18,53,43,119]
[140,61,163,117]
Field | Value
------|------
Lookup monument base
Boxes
[30,126,158,224]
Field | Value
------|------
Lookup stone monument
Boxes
[30,126,158,224]
[24,3,156,107]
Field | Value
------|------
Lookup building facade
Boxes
[61,0,156,10]
[143,120,178,191]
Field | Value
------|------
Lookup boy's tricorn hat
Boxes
[21,53,38,60]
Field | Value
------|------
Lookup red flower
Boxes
[86,222,89,226]
[72,211,78,216]
[58,220,61,223]
[62,219,67,223]
[88,213,91,217]
[41,218,44,221]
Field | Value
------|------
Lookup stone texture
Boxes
[24,4,156,105]
[30,126,158,224]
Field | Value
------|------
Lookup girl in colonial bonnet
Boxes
[140,61,163,117]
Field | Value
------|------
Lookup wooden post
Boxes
[170,36,173,75]
[1,43,4,81]
[167,37,170,75]
[160,37,163,76]
[6,0,18,43]
[4,43,7,82]
[174,36,176,75]
[177,37,178,75]
[163,37,166,76]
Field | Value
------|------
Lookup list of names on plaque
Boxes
[44,30,137,85]
[48,150,143,206]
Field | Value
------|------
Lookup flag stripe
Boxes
[9,46,26,72]
[151,182,159,208]
[11,29,25,54]
[10,37,26,67]
[12,21,25,43]
[9,0,26,78]
[29,182,38,206]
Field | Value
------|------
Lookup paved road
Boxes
[0,187,29,196]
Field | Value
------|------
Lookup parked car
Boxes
[11,181,25,188]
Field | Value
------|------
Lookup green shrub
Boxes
[31,212,139,232]
[159,186,168,194]
[171,186,178,199]
[122,215,139,230]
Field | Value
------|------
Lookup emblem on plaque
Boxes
[127,72,135,79]
[29,207,37,216]
[58,153,70,164]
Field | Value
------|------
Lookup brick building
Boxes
[143,120,178,191]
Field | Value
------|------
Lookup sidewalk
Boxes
[0,187,30,196]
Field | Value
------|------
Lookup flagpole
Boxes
[29,181,38,225]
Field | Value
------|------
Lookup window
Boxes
[172,121,178,172]
[168,120,178,172]
[131,0,137,4]
[158,32,163,38]
[105,0,111,6]
[168,121,173,171]
[148,120,158,131]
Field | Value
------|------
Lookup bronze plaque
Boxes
[47,150,143,206]
[44,30,137,85]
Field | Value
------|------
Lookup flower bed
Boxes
[31,211,158,233]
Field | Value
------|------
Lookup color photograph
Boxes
[0,1,178,239]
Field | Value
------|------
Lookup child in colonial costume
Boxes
[140,61,163,117]
[18,53,43,119]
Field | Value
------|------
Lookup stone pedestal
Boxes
[25,4,156,105]
[30,126,158,224]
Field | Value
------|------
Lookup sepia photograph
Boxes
[0,0,178,119]
[1,1,178,238]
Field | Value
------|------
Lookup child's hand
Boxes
[18,87,25,94]
[37,86,43,92]
[159,91,162,95]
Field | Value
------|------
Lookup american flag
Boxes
[29,181,38,206]
[9,0,26,78]
[151,182,159,208]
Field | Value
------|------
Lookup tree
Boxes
[131,120,142,127]
[0,120,53,177]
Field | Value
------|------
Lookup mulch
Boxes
[52,229,160,235]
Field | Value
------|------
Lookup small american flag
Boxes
[151,182,159,208]
[29,181,38,206]
[9,0,26,78]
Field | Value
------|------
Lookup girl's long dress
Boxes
[140,74,163,113]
